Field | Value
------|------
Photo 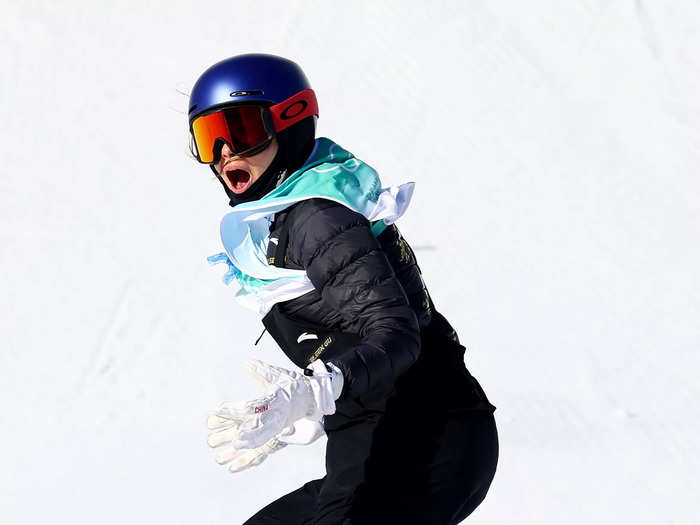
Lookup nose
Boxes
[219,142,233,160]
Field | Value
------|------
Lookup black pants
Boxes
[244,333,498,525]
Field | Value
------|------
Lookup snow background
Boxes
[2,1,699,523]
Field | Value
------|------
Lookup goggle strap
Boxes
[269,89,319,133]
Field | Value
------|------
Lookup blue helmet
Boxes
[188,53,318,128]
[189,54,318,206]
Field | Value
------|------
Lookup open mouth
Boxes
[224,168,252,194]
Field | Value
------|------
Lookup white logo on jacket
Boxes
[297,332,319,343]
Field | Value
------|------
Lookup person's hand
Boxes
[207,417,325,473]
[207,358,343,451]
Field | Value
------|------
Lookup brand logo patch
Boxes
[281,100,308,120]
[254,404,269,414]
[297,332,319,343]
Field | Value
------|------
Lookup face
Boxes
[213,139,279,194]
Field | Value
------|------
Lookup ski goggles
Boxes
[189,89,318,164]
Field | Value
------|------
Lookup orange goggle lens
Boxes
[190,105,272,164]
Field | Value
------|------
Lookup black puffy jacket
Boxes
[264,197,444,400]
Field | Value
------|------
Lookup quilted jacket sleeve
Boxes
[286,199,421,400]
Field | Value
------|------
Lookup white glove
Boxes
[207,358,344,451]
[208,417,325,473]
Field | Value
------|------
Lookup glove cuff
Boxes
[305,360,344,417]
[325,361,344,400]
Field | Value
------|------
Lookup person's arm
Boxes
[287,199,421,400]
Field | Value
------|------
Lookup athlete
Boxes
[189,53,498,524]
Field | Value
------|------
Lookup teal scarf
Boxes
[209,138,414,313]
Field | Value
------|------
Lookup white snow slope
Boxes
[2,1,699,523]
